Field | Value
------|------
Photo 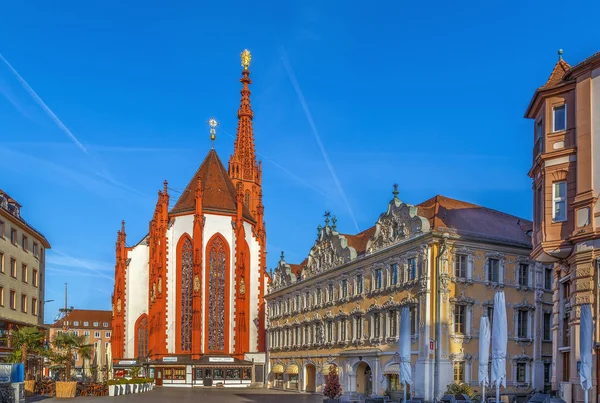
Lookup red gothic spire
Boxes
[229,49,260,185]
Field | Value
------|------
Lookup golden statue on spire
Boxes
[208,117,218,148]
[241,49,251,70]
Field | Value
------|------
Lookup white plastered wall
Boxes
[125,243,149,358]
[244,221,261,352]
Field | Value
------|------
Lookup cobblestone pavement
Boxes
[31,387,325,402]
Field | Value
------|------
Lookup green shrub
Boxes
[446,382,475,398]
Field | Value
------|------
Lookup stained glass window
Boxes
[208,237,226,351]
[136,316,148,358]
[181,238,193,351]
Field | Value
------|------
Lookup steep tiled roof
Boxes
[341,227,376,256]
[540,59,571,89]
[0,189,51,248]
[170,149,254,221]
[50,309,112,329]
[416,195,532,246]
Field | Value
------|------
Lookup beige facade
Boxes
[0,189,50,356]
[266,190,552,401]
[526,50,600,403]
[49,310,112,378]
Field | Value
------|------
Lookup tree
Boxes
[8,326,45,378]
[323,365,342,399]
[446,382,475,399]
[51,332,92,381]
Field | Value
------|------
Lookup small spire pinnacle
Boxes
[317,224,323,237]
[280,251,285,261]
[163,180,168,194]
[324,211,331,227]
[392,183,399,199]
[208,117,219,148]
[241,49,251,71]
[121,220,125,233]
[332,216,337,231]
[558,49,564,61]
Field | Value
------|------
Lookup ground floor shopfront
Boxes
[114,354,266,388]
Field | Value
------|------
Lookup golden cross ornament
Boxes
[241,49,251,70]
[208,117,219,142]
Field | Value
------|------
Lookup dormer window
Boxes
[553,104,566,132]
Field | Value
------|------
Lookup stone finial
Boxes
[558,49,564,61]
[332,216,337,231]
[317,224,323,238]
[392,183,399,199]
[280,251,285,261]
[324,211,331,227]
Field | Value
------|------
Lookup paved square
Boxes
[34,388,325,402]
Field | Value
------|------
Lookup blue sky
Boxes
[1,1,599,323]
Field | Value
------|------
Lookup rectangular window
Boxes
[536,119,544,142]
[518,310,529,338]
[0,221,4,237]
[316,289,322,305]
[328,284,334,302]
[94,331,100,338]
[355,317,362,340]
[10,258,16,278]
[305,292,310,308]
[84,321,89,326]
[562,352,570,382]
[390,310,398,337]
[105,331,111,338]
[488,258,500,283]
[374,312,380,338]
[553,104,566,132]
[10,229,16,245]
[93,321,99,327]
[543,313,552,340]
[516,363,527,383]
[408,258,417,280]
[410,308,417,335]
[552,181,567,222]
[544,267,553,290]
[21,264,27,283]
[21,235,27,252]
[21,294,27,313]
[9,290,16,310]
[487,306,494,329]
[390,264,398,285]
[327,322,333,342]
[544,363,551,384]
[537,186,544,225]
[73,321,79,327]
[0,286,3,306]
[518,264,529,286]
[453,361,465,383]
[454,305,466,334]
[32,243,38,257]
[375,269,383,289]
[341,279,348,298]
[32,269,38,287]
[341,318,347,341]
[0,252,3,273]
[32,298,38,316]
[356,275,363,294]
[83,331,90,337]
[455,254,467,278]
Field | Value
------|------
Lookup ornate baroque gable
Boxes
[302,214,357,279]
[271,252,298,291]
[366,185,431,254]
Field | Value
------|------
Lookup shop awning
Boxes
[384,363,400,375]
[321,364,338,375]
[285,364,299,375]
[271,364,284,374]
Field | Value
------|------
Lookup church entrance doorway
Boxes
[356,362,372,396]
[304,364,316,392]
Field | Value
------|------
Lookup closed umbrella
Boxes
[106,341,113,380]
[490,291,507,403]
[580,304,593,403]
[399,306,412,403]
[479,315,491,402]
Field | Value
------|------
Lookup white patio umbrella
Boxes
[580,304,593,403]
[95,341,104,382]
[399,306,412,403]
[479,315,491,402]
[490,291,507,403]
[106,341,113,380]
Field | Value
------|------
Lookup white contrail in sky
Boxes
[0,52,88,153]
[279,48,360,232]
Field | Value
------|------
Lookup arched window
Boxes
[207,236,226,351]
[135,315,148,358]
[180,237,193,351]
[244,190,251,210]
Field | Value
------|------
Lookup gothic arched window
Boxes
[135,315,148,358]
[208,236,226,351]
[244,190,251,210]
[180,237,193,351]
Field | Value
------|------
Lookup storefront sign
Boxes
[118,360,137,365]
[209,357,234,363]
[162,357,178,363]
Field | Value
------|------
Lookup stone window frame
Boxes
[450,352,473,384]
[484,252,506,287]
[339,276,349,300]
[451,246,475,282]
[402,249,421,283]
[515,256,534,290]
[512,354,533,387]
[449,294,475,343]
[372,265,385,291]
[513,301,535,341]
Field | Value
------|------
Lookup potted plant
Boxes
[7,326,46,396]
[50,332,92,398]
[323,365,342,403]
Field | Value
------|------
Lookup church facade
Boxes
[111,50,269,387]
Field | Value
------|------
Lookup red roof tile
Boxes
[170,149,254,221]
[341,227,376,256]
[541,59,571,89]
[50,309,112,329]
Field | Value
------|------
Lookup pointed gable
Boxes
[170,149,254,221]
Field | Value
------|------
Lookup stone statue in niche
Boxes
[158,277,162,294]
[193,274,200,293]
[240,276,246,295]
[117,298,122,313]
